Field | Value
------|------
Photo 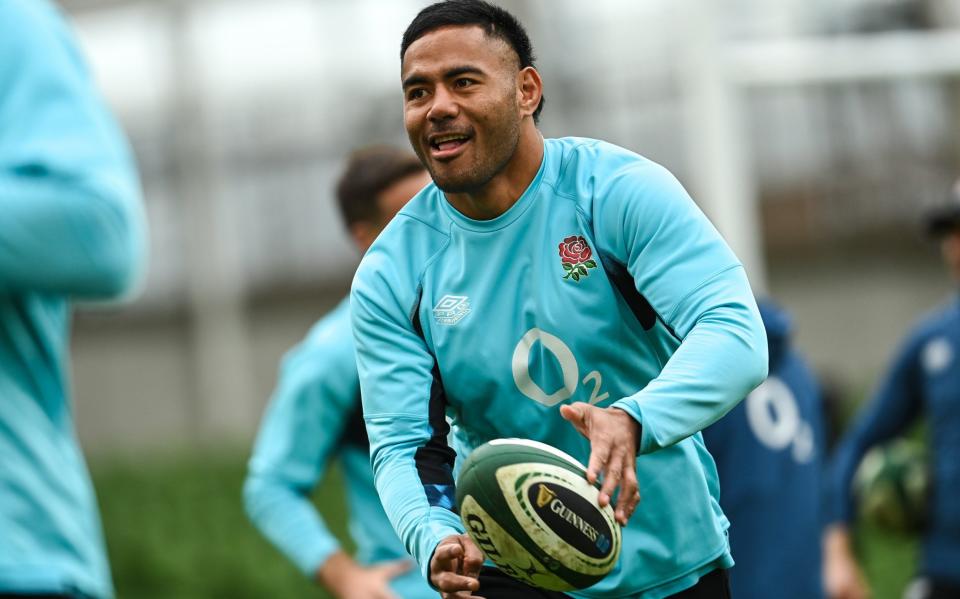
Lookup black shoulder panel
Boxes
[338,388,370,450]
[601,255,657,331]
[409,286,458,511]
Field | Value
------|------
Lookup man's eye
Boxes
[407,88,427,101]
[454,78,474,88]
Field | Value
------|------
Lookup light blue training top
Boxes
[352,137,768,598]
[244,298,436,598]
[0,1,147,597]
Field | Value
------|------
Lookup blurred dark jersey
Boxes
[830,295,960,586]
[704,299,826,599]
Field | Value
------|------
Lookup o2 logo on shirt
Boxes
[922,337,953,375]
[745,377,815,464]
[511,328,609,407]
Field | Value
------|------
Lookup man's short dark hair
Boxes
[925,180,960,238]
[401,0,544,122]
[335,146,424,229]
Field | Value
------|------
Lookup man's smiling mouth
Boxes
[429,133,471,160]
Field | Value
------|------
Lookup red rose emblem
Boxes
[558,235,597,282]
[558,235,592,264]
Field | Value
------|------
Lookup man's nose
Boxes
[427,85,459,122]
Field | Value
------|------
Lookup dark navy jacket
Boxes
[830,296,960,584]
[704,299,826,599]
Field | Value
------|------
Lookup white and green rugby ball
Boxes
[455,438,622,591]
[855,439,929,534]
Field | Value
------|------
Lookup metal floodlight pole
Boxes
[166,2,257,442]
[677,0,768,295]
[677,5,960,300]
[726,30,960,88]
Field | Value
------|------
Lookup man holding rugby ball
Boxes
[351,1,768,597]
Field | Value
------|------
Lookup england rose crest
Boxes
[558,235,597,282]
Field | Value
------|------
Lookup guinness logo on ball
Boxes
[536,484,556,508]
[527,482,614,559]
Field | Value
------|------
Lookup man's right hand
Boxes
[823,525,871,599]
[430,534,485,598]
[559,402,641,525]
[317,551,412,599]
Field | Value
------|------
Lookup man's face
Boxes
[376,170,432,229]
[401,25,523,193]
[352,169,430,253]
[940,227,960,282]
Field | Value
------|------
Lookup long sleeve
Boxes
[593,161,768,454]
[351,252,463,582]
[828,333,923,524]
[0,1,145,297]
[243,315,359,577]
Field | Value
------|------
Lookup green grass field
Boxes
[92,450,346,599]
[91,450,917,599]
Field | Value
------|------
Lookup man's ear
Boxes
[517,66,543,118]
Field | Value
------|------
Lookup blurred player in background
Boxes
[703,298,827,599]
[243,147,433,599]
[351,1,767,597]
[825,182,960,599]
[0,1,147,598]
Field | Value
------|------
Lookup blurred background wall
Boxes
[58,0,960,455]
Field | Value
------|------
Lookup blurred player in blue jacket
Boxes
[0,1,147,597]
[703,299,827,599]
[825,182,960,599]
[243,147,433,599]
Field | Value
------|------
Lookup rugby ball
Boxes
[455,438,621,591]
[855,439,929,534]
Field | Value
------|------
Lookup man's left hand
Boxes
[559,403,641,526]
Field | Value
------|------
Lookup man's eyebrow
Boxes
[402,74,429,89]
[444,66,485,79]
[402,66,486,88]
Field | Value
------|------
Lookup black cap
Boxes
[925,180,960,237]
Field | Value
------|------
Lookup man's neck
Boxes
[444,128,544,221]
